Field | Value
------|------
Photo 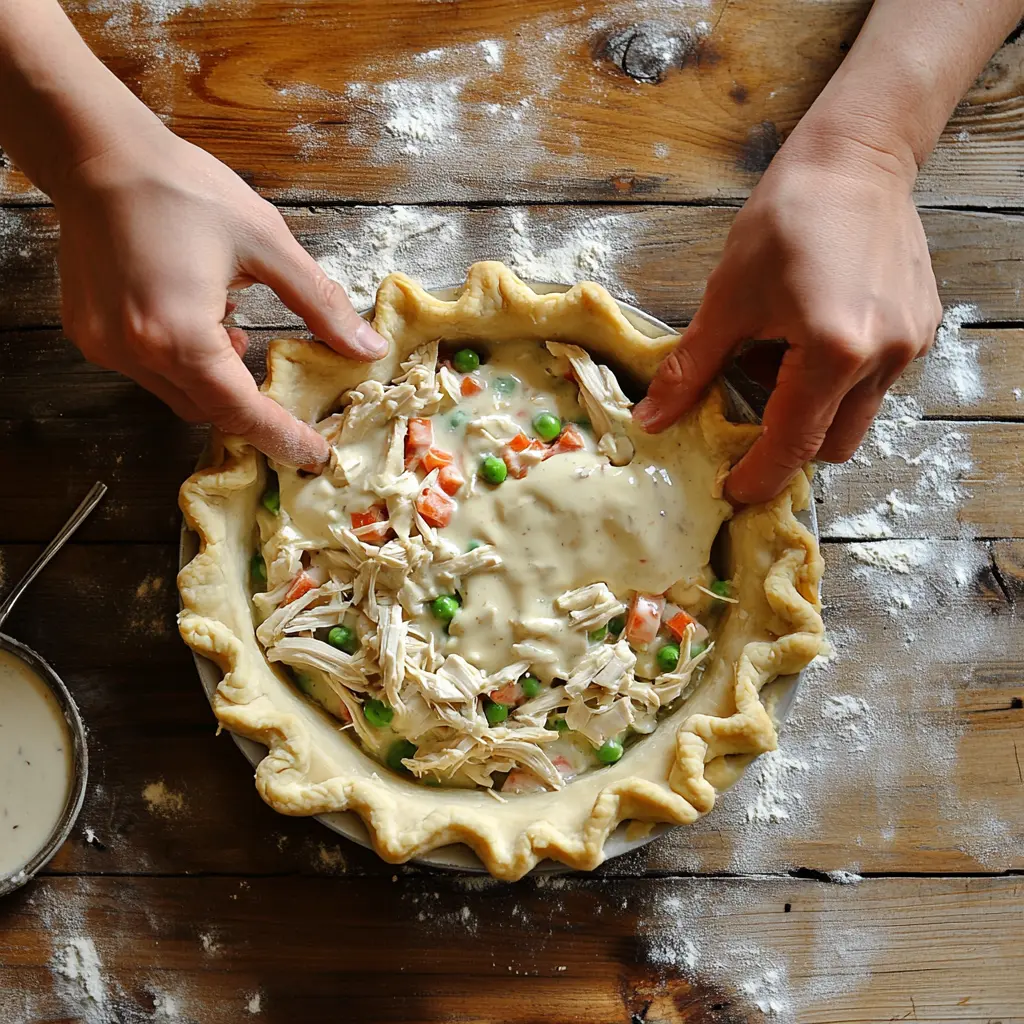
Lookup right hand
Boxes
[54,126,386,467]
[633,129,942,504]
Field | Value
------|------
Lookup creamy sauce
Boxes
[431,344,728,677]
[0,649,73,877]
[261,339,730,789]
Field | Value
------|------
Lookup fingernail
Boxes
[354,321,388,359]
[632,399,658,430]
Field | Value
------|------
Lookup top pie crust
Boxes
[177,262,825,880]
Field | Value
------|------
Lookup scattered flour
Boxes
[633,878,888,1021]
[819,392,973,539]
[53,938,106,1004]
[247,991,263,1014]
[744,752,808,824]
[235,204,635,326]
[846,539,932,574]
[918,303,983,407]
[824,870,862,885]
[142,780,187,818]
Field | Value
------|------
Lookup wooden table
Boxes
[1,2,1022,1021]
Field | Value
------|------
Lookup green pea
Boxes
[363,698,394,728]
[690,640,707,658]
[597,738,624,764]
[492,375,517,396]
[449,409,469,429]
[452,349,481,374]
[250,553,267,586]
[484,699,508,726]
[480,455,507,485]
[466,539,483,552]
[386,739,417,775]
[521,675,543,699]
[608,615,626,635]
[656,643,681,674]
[546,716,569,733]
[293,670,314,696]
[431,595,460,624]
[533,412,562,442]
[589,625,608,644]
[261,486,280,516]
[711,579,732,600]
[327,625,359,654]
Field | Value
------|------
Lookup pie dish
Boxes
[177,261,825,880]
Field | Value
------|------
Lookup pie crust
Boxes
[177,262,825,880]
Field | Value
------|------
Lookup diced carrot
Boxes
[407,418,433,448]
[489,682,524,706]
[404,417,434,470]
[422,446,454,473]
[508,432,531,453]
[503,437,546,479]
[665,610,696,641]
[351,505,387,529]
[283,571,319,606]
[542,423,586,460]
[461,374,484,397]
[351,505,391,545]
[626,592,665,648]
[416,487,457,528]
[438,463,465,496]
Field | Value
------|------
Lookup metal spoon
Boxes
[0,481,107,898]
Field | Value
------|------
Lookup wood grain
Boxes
[1,875,1022,1024]
[2,1,1022,207]
[1,205,1023,331]
[0,538,1018,878]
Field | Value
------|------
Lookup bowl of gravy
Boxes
[0,636,88,897]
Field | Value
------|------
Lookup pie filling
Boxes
[250,339,735,796]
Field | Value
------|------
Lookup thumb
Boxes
[171,340,330,468]
[633,309,740,433]
[247,220,387,361]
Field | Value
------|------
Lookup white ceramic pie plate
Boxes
[179,281,817,874]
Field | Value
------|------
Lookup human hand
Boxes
[54,126,386,466]
[633,131,942,505]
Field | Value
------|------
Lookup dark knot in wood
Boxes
[599,22,701,84]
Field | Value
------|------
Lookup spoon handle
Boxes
[0,481,107,630]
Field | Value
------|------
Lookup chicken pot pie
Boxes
[178,262,824,880]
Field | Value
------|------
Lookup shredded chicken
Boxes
[564,639,636,698]
[266,637,372,691]
[547,342,634,465]
[555,583,625,632]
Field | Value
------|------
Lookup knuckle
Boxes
[211,403,260,438]
[657,346,699,390]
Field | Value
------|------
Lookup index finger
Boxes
[724,344,854,505]
[172,338,329,467]
[633,310,741,433]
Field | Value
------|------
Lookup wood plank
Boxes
[1,876,1022,1023]
[3,1,1022,206]
[1,205,1023,331]
[0,540,1018,878]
